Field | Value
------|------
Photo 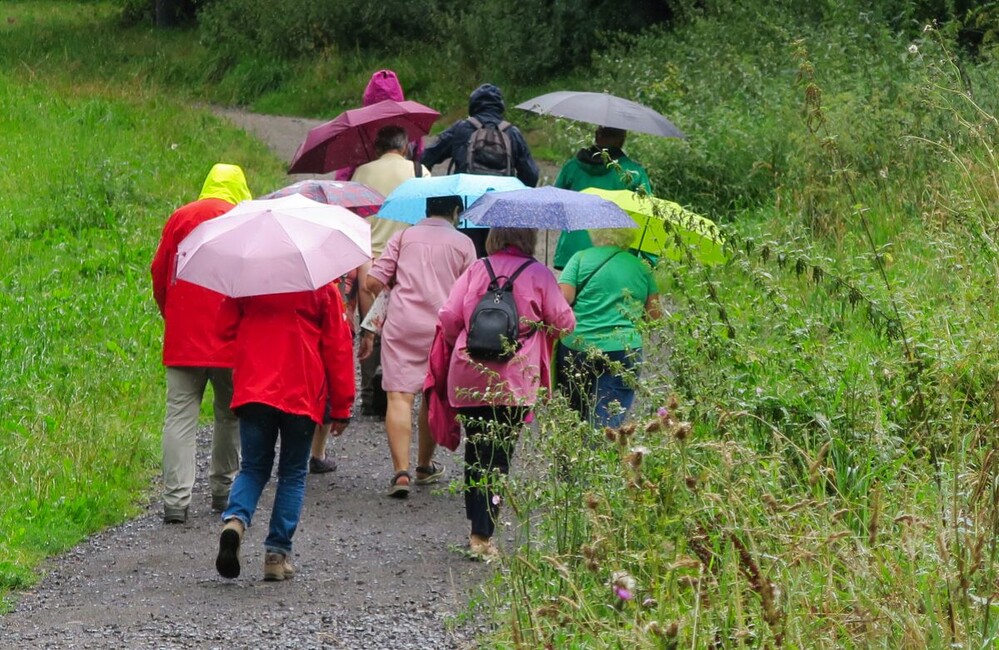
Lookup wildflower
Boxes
[907,43,919,55]
[657,406,669,417]
[611,570,637,600]
[642,597,658,608]
[584,493,600,510]
[491,494,501,506]
[673,421,691,441]
[667,394,679,410]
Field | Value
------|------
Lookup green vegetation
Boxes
[5,0,999,646]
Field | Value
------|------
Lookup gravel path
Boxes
[0,419,491,649]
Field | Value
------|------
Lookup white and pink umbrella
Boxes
[175,194,371,297]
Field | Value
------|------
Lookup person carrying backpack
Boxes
[420,84,540,257]
[436,228,575,560]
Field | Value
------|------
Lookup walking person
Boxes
[215,282,355,581]
[420,83,540,257]
[334,70,424,181]
[552,126,653,270]
[150,163,251,524]
[556,228,661,429]
[436,228,575,560]
[361,195,475,497]
[352,125,432,419]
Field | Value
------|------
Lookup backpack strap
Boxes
[573,250,624,304]
[483,258,534,291]
[503,259,534,288]
[468,116,483,129]
[413,157,422,178]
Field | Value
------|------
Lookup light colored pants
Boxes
[162,366,239,511]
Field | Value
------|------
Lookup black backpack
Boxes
[462,116,514,176]
[466,259,534,361]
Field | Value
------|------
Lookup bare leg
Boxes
[385,391,415,484]
[310,423,330,460]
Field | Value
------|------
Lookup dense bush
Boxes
[195,0,670,83]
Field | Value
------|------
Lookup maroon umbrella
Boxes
[288,99,440,174]
[260,180,384,217]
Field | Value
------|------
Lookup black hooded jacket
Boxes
[420,84,540,187]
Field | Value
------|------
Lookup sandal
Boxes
[387,470,411,499]
[414,461,446,486]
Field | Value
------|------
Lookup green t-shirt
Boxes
[559,246,658,352]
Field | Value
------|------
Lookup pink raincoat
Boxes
[334,70,425,180]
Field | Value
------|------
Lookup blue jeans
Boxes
[223,403,314,555]
[556,345,641,429]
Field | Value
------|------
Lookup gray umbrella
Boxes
[515,91,685,138]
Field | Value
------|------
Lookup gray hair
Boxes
[374,125,409,156]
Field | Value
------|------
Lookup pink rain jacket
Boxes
[334,70,425,180]
[436,250,576,409]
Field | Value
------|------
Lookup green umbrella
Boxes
[581,188,726,265]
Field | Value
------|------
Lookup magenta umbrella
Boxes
[288,99,440,174]
[260,180,384,217]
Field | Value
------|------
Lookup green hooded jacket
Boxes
[552,147,652,269]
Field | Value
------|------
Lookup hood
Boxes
[363,70,405,105]
[198,163,252,205]
[468,83,505,118]
[574,146,626,175]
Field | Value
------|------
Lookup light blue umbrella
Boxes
[377,174,527,226]
[462,186,636,230]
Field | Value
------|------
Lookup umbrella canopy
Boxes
[378,174,527,226]
[260,179,384,217]
[175,194,372,297]
[515,91,684,139]
[288,99,440,174]
[581,188,726,265]
[462,186,635,230]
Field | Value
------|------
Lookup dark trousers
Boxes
[460,405,528,538]
[555,345,641,429]
[359,336,386,415]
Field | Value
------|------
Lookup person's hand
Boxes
[329,419,350,436]
[357,331,375,361]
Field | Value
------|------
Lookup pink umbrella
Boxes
[175,194,371,297]
[260,179,384,217]
[288,99,440,174]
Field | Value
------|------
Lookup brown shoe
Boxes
[263,552,295,581]
[469,535,500,563]
[215,518,244,579]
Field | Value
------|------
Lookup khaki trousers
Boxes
[162,366,239,511]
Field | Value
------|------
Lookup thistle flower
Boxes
[614,586,634,601]
[611,570,637,600]
[584,493,600,510]
[657,406,669,418]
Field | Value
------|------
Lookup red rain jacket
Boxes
[151,197,237,367]
[224,284,355,423]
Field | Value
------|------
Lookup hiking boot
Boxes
[309,455,337,474]
[211,494,229,512]
[263,552,295,581]
[215,518,244,579]
[163,506,188,524]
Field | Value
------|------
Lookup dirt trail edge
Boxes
[0,110,491,650]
